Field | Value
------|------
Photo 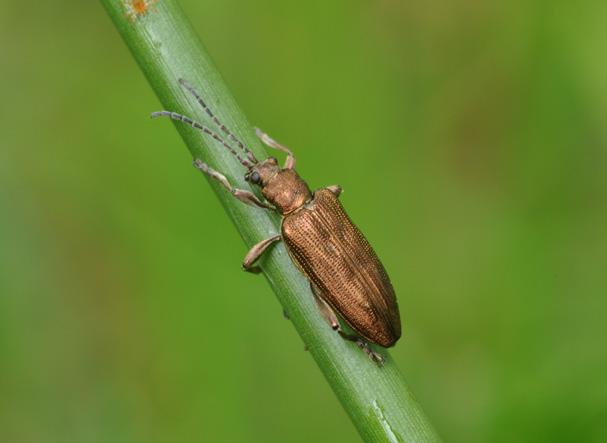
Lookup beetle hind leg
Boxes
[362,341,385,366]
[310,283,384,366]
[343,334,385,366]
[310,283,340,330]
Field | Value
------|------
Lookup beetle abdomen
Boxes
[282,189,401,347]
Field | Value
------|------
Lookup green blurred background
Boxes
[1,1,606,442]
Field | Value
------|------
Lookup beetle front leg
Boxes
[255,128,296,170]
[193,159,273,209]
[242,234,281,273]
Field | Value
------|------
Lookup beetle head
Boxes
[245,157,311,214]
[244,156,280,188]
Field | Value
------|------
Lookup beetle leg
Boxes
[242,234,281,273]
[361,342,385,366]
[326,185,342,197]
[193,159,273,210]
[339,333,385,366]
[255,127,296,170]
[310,283,340,330]
[310,282,385,366]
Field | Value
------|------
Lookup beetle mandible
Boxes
[152,79,401,364]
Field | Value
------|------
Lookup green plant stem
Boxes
[101,1,441,441]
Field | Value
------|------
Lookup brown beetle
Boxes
[152,79,401,364]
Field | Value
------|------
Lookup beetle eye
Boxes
[248,171,261,185]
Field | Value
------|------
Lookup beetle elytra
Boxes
[152,79,401,364]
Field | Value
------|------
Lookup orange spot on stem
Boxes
[124,0,157,21]
[134,0,148,13]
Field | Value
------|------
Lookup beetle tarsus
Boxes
[255,127,296,170]
[356,339,385,366]
[337,330,384,366]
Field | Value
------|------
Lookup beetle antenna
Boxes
[151,111,253,168]
[178,78,258,164]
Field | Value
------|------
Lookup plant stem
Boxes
[101,1,441,441]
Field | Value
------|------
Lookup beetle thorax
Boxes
[262,169,311,214]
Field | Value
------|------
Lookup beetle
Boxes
[152,79,401,364]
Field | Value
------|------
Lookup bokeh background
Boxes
[1,1,606,442]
